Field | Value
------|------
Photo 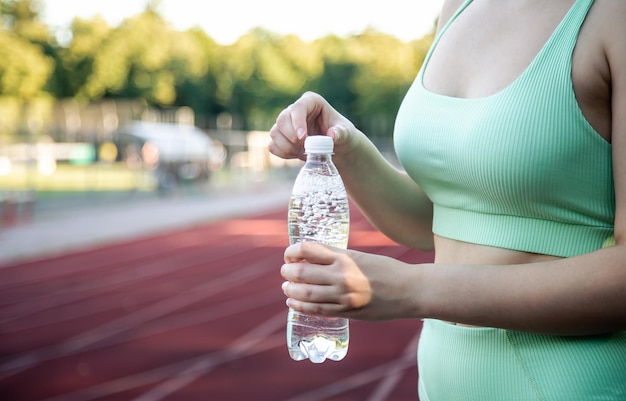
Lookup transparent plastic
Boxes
[286,136,350,363]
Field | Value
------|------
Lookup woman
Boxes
[269,0,626,399]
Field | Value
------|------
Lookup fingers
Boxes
[268,122,302,159]
[280,242,363,316]
[281,280,351,317]
[281,243,342,306]
[280,259,342,316]
[269,111,304,160]
[268,92,334,159]
[284,297,347,317]
[274,104,304,142]
[284,241,338,264]
[281,243,339,287]
[281,280,335,303]
[273,92,322,141]
[290,91,326,136]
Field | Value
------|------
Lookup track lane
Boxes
[0,207,433,401]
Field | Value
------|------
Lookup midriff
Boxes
[434,235,563,327]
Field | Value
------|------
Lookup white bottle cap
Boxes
[304,135,334,154]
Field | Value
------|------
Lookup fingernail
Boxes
[281,281,289,292]
[297,128,305,139]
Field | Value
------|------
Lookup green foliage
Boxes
[0,0,436,138]
[0,30,52,98]
[311,30,434,137]
[0,0,52,99]
[1,0,47,41]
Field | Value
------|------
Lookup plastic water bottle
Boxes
[286,135,350,363]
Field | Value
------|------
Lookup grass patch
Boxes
[0,163,156,192]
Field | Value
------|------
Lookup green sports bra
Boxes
[393,0,614,257]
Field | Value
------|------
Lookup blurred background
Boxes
[0,0,441,221]
[0,1,441,400]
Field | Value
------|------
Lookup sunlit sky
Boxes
[41,0,443,44]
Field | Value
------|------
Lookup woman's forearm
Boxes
[414,245,626,335]
[334,130,434,250]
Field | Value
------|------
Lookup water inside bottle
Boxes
[287,309,349,363]
[288,173,349,248]
[286,167,350,363]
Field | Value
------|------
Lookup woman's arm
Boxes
[416,246,626,335]
[269,92,434,250]
[408,0,626,335]
[332,130,434,250]
[268,2,470,249]
[280,5,626,335]
[282,240,626,335]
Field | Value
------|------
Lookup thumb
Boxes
[327,124,349,145]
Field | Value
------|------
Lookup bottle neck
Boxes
[304,152,337,175]
[305,153,332,163]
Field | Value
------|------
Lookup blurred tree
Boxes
[310,35,357,124]
[171,27,221,126]
[0,0,53,98]
[76,10,169,101]
[310,30,434,140]
[214,28,322,130]
[0,29,52,98]
[75,7,206,106]
[0,0,48,42]
[0,0,53,143]
[54,16,111,98]
[349,29,434,138]
[0,30,52,143]
[0,0,436,141]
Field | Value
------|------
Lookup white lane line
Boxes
[72,287,281,353]
[0,239,263,325]
[284,331,421,401]
[365,331,420,401]
[0,287,281,387]
[39,313,287,401]
[0,225,224,289]
[130,312,287,401]
[0,257,273,379]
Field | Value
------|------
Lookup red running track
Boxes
[0,206,433,401]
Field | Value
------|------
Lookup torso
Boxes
[428,0,612,268]
[434,236,563,265]
[427,0,611,141]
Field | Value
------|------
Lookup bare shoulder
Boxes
[592,0,626,242]
[588,0,626,56]
[600,1,626,64]
[594,0,626,115]
[437,0,467,33]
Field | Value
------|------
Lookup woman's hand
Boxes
[269,91,358,161]
[280,241,419,321]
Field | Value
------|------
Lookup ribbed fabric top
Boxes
[393,0,614,257]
